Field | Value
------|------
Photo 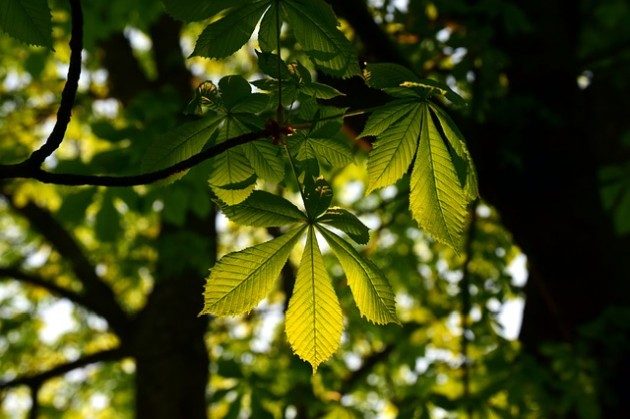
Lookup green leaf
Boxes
[257,2,278,52]
[429,104,478,200]
[256,51,292,80]
[217,190,306,227]
[0,0,52,48]
[219,75,252,109]
[360,101,416,137]
[363,63,419,89]
[282,0,360,78]
[209,148,256,205]
[300,82,344,99]
[318,226,398,324]
[303,176,333,218]
[366,104,423,193]
[409,105,470,251]
[191,1,270,59]
[285,226,343,371]
[141,115,222,182]
[201,225,306,316]
[161,0,245,22]
[293,134,353,169]
[243,141,285,184]
[317,208,369,244]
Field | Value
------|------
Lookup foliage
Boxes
[0,0,628,417]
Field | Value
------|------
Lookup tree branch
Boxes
[0,348,124,390]
[1,194,131,335]
[0,266,93,311]
[25,0,83,167]
[0,129,272,187]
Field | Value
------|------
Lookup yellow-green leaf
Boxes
[201,225,306,316]
[318,226,398,324]
[285,226,343,371]
[366,104,423,193]
[409,105,469,251]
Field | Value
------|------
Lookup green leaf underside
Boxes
[282,0,360,78]
[0,0,52,48]
[318,208,369,244]
[141,115,222,181]
[318,226,398,324]
[410,106,469,251]
[202,225,306,316]
[257,2,278,52]
[161,0,246,22]
[360,101,416,138]
[303,176,333,218]
[209,148,256,205]
[429,104,478,200]
[285,226,343,371]
[218,190,306,227]
[295,135,353,168]
[366,104,423,193]
[363,63,419,89]
[243,141,285,184]
[192,1,270,59]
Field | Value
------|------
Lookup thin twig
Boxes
[26,0,83,167]
[0,348,124,390]
[0,129,271,186]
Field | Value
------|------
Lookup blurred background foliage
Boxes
[1,0,629,418]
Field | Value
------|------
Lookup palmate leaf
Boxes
[217,190,306,227]
[318,226,398,324]
[191,1,270,59]
[141,114,222,182]
[161,0,247,22]
[201,225,306,316]
[208,148,256,205]
[285,226,343,371]
[243,141,285,184]
[365,103,423,193]
[0,0,52,48]
[282,0,360,78]
[410,105,470,250]
[317,208,369,245]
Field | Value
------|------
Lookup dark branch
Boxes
[25,0,83,167]
[0,266,93,310]
[1,195,131,335]
[0,348,124,390]
[0,129,272,187]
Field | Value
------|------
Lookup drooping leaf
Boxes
[363,63,419,89]
[429,104,478,200]
[209,148,256,205]
[359,101,417,138]
[257,2,278,52]
[219,75,253,109]
[201,225,305,316]
[409,105,470,251]
[141,115,222,182]
[217,190,306,227]
[282,0,360,78]
[285,226,343,371]
[243,141,285,184]
[366,103,423,193]
[300,82,343,99]
[317,208,369,244]
[0,0,52,48]
[191,1,270,59]
[303,176,333,219]
[161,0,245,22]
[256,51,292,80]
[318,226,398,324]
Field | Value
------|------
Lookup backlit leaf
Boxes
[0,0,52,48]
[318,226,398,324]
[201,225,306,316]
[317,208,369,244]
[409,105,470,251]
[286,226,343,371]
[217,190,306,227]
